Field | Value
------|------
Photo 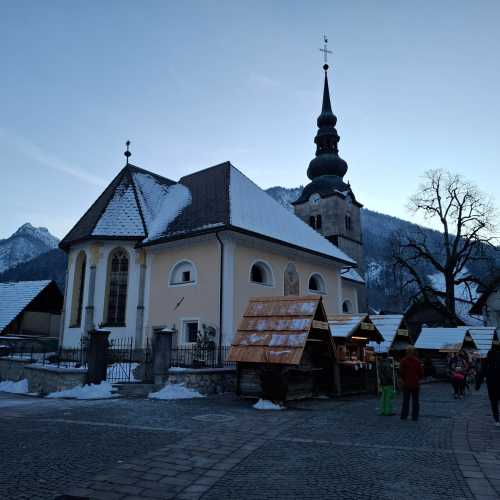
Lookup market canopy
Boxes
[369,314,409,353]
[328,314,384,344]
[415,327,473,351]
[227,295,333,365]
[467,327,498,357]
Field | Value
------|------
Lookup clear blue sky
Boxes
[1,1,499,239]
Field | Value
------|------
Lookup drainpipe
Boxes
[215,232,224,365]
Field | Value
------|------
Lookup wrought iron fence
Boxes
[170,345,234,369]
[1,337,88,369]
[106,337,153,383]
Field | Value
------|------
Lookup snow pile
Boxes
[148,383,204,400]
[47,381,116,400]
[253,399,285,411]
[0,379,29,394]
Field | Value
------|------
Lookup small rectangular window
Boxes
[182,270,191,282]
[184,321,199,343]
[309,216,316,229]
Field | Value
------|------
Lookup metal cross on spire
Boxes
[124,140,131,165]
[319,35,332,69]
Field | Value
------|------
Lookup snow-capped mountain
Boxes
[0,223,59,273]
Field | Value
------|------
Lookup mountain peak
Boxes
[0,223,59,274]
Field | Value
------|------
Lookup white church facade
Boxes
[59,63,366,348]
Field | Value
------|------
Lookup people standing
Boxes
[476,344,500,427]
[400,346,424,421]
[378,353,395,416]
[452,351,469,399]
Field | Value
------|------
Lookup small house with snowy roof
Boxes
[0,280,62,337]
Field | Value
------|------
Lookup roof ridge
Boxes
[127,168,149,238]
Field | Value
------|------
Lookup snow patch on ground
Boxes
[253,399,285,410]
[148,383,205,400]
[46,381,116,400]
[0,379,29,394]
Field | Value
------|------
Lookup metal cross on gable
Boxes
[319,35,332,64]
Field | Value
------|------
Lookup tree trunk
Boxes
[445,273,456,319]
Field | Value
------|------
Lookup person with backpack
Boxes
[476,343,500,427]
[378,353,395,416]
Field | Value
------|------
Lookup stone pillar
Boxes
[152,328,173,385]
[84,244,100,335]
[86,329,110,385]
[135,250,147,348]
[58,256,70,347]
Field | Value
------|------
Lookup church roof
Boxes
[61,162,356,266]
[60,164,177,249]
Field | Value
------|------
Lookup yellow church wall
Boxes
[232,239,344,334]
[146,235,221,346]
[340,280,360,313]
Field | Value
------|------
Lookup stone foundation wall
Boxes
[0,358,86,395]
[167,368,236,395]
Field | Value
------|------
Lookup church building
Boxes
[58,58,366,348]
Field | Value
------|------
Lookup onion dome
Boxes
[307,64,348,180]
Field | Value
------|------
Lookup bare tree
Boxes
[394,169,498,319]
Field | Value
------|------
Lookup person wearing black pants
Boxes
[476,345,500,427]
[399,346,424,421]
[401,386,420,421]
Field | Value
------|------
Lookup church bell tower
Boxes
[292,41,365,277]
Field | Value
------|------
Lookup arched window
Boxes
[70,251,86,327]
[345,214,352,231]
[250,261,273,286]
[342,300,353,314]
[169,260,197,286]
[308,273,326,294]
[105,248,129,326]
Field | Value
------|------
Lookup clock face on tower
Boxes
[309,193,321,206]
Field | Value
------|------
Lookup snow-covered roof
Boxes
[341,268,365,284]
[369,315,406,352]
[229,166,355,265]
[0,280,52,332]
[428,269,479,302]
[62,162,357,266]
[328,314,367,339]
[467,327,498,357]
[415,327,469,350]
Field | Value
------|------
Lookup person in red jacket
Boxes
[399,346,424,421]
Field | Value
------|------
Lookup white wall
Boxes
[61,241,142,347]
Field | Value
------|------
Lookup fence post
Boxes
[86,329,110,385]
[152,328,173,386]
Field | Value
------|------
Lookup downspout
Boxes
[215,232,224,365]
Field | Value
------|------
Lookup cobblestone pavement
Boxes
[1,383,499,500]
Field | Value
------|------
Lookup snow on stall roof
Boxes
[467,327,498,356]
[415,327,469,350]
[328,315,366,338]
[0,280,51,332]
[229,166,355,265]
[92,181,145,237]
[369,315,405,352]
[341,268,365,284]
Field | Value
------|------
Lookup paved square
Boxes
[0,383,499,499]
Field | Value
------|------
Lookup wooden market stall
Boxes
[414,327,475,378]
[328,314,384,395]
[369,314,411,357]
[227,296,336,401]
